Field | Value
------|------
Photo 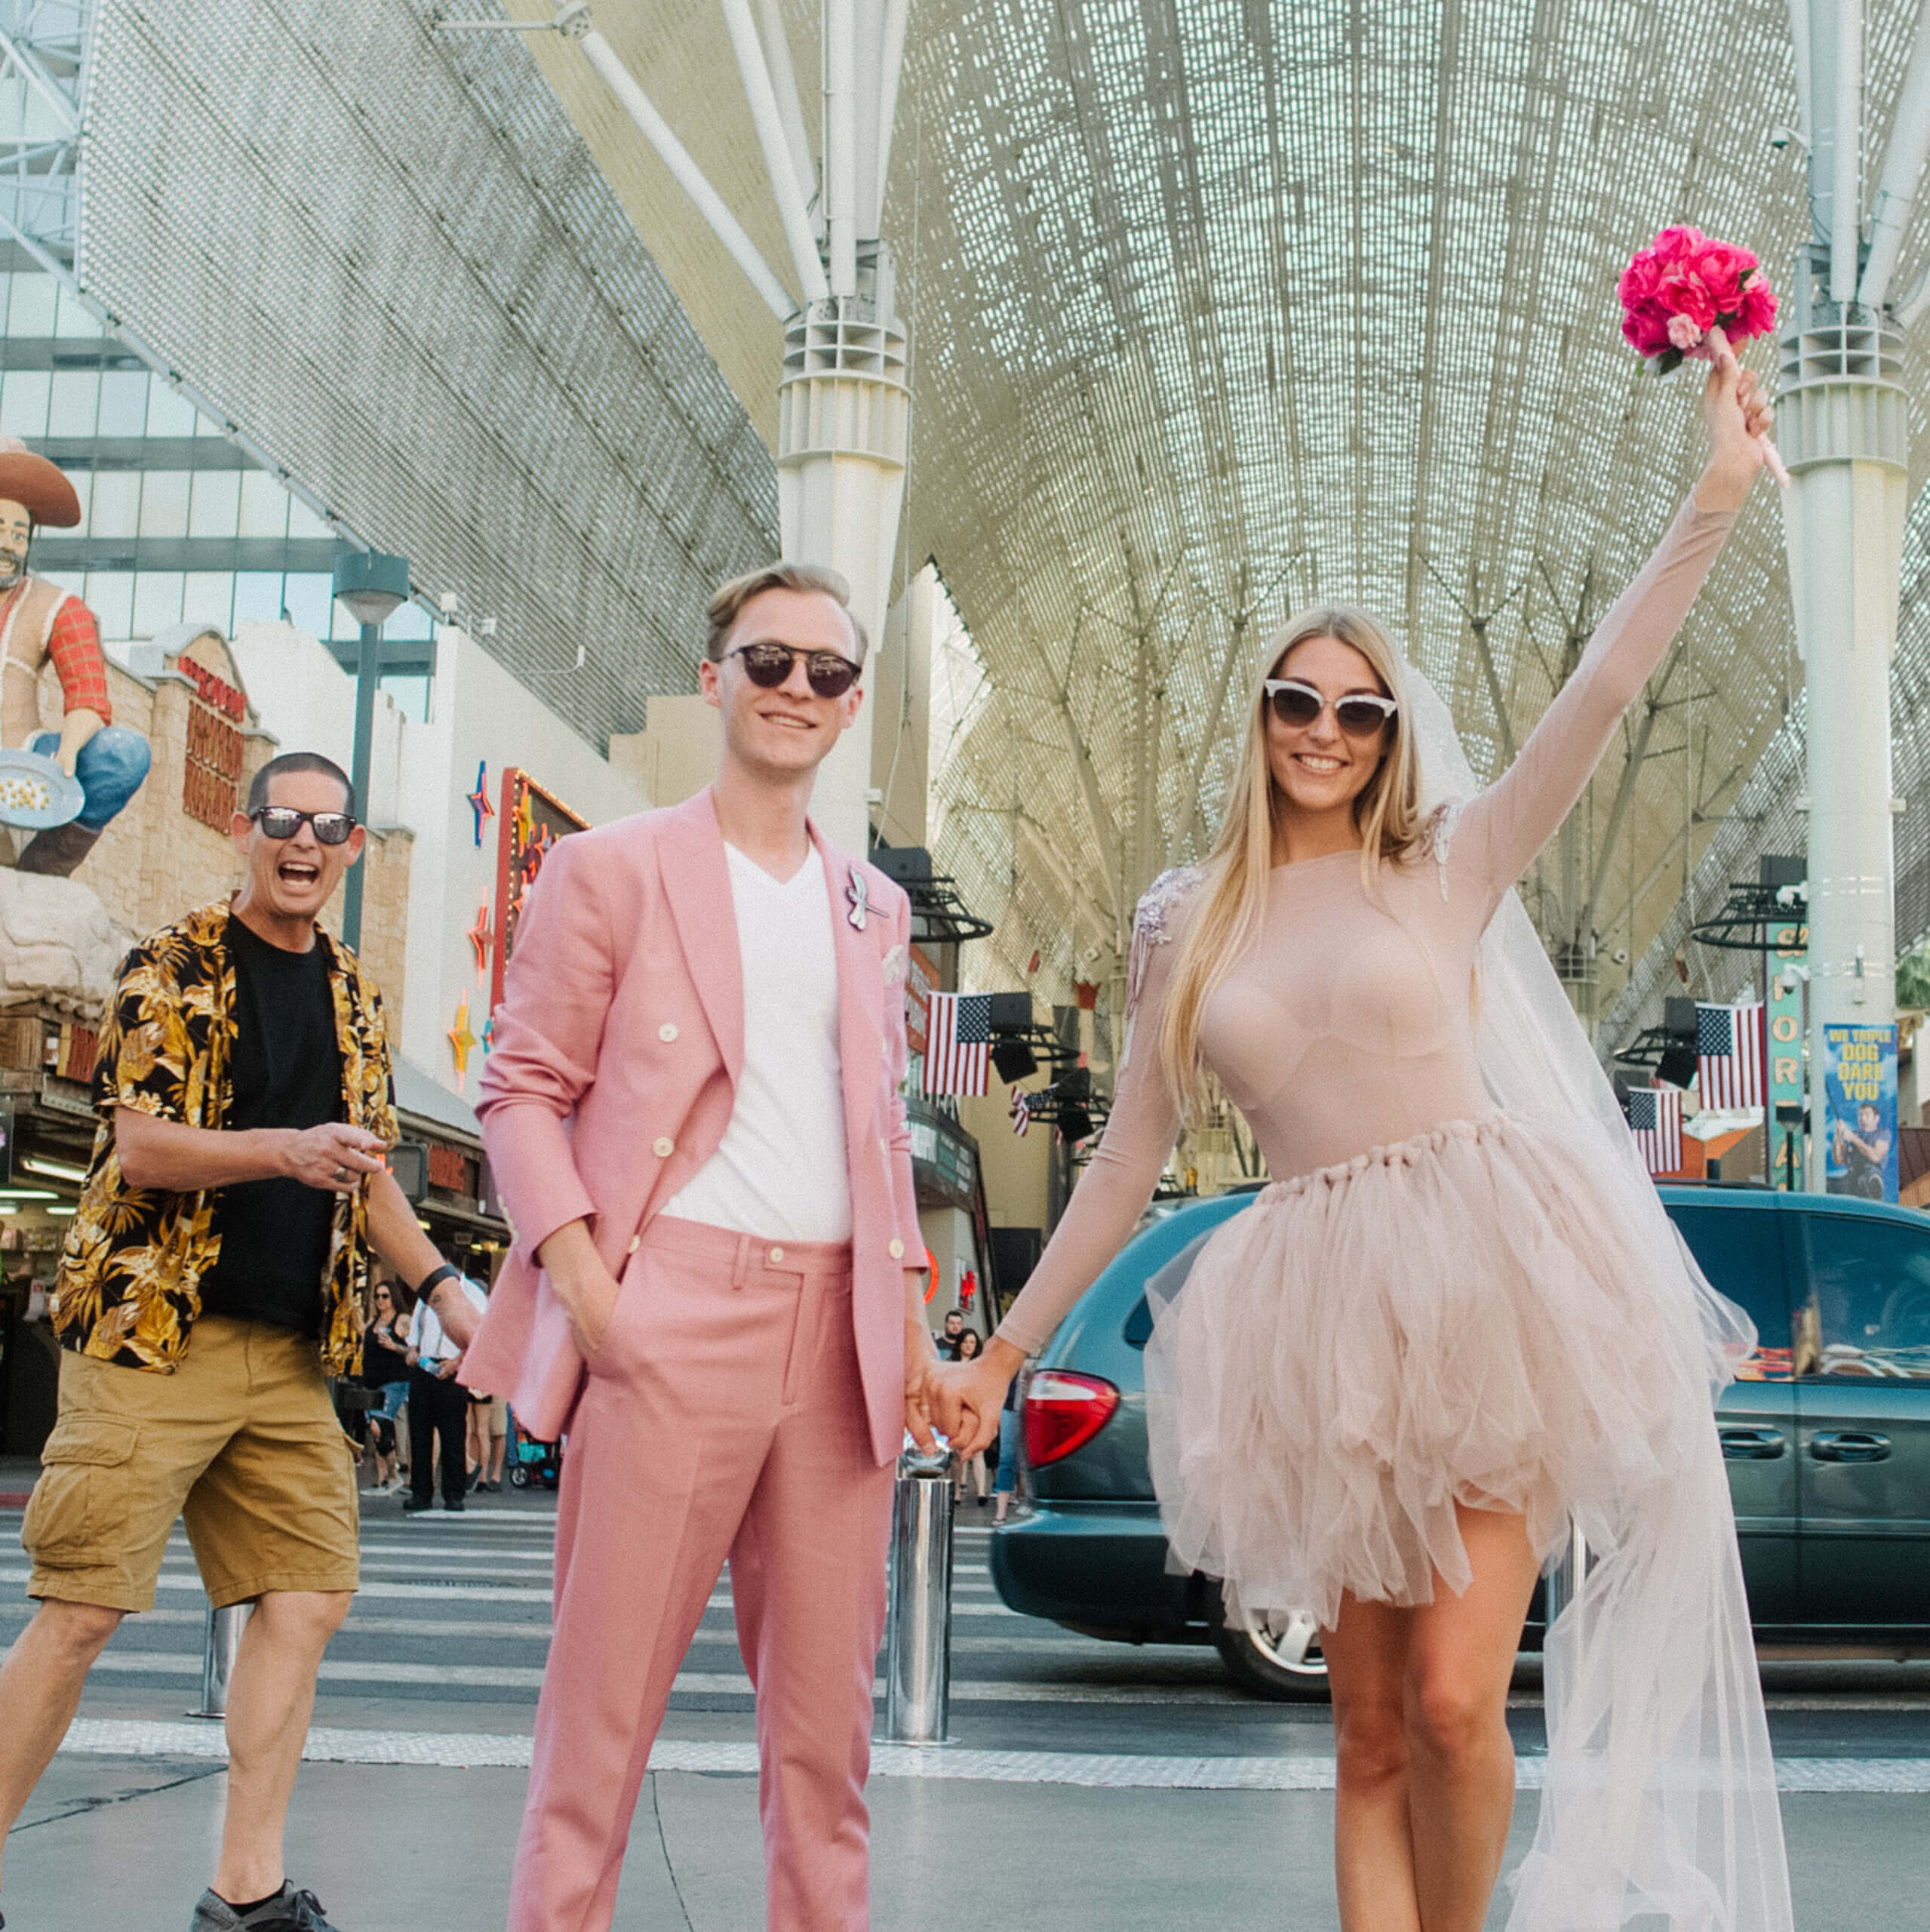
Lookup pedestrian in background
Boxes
[992,1366,1024,1526]
[938,1307,966,1359]
[0,750,478,1932]
[480,1395,509,1492]
[404,1264,486,1514]
[361,1279,412,1494]
[951,1331,990,1506]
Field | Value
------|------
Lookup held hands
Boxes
[1697,327,1776,512]
[930,1341,1022,1460]
[904,1317,942,1454]
[284,1121,390,1194]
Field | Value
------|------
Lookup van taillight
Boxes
[1024,1371,1121,1466]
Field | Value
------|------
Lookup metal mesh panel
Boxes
[888,0,1930,1022]
[77,0,777,749]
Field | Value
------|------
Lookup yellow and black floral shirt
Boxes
[51,901,398,1374]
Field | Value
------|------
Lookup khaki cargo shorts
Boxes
[22,1314,360,1613]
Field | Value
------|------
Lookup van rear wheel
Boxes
[1211,1592,1330,1701]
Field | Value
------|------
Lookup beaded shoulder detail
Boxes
[1421,799,1466,903]
[1118,865,1205,1073]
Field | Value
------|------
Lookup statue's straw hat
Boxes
[0,438,80,527]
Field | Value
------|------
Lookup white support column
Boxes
[1827,0,1864,303]
[778,298,910,850]
[1858,0,1930,307]
[576,26,796,320]
[719,0,831,304]
[874,0,911,230]
[754,0,818,229]
[822,0,859,295]
[1779,295,1910,1186]
[852,0,884,246]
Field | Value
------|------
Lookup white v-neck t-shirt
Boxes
[662,842,853,1242]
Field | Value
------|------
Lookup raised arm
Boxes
[1458,339,1770,897]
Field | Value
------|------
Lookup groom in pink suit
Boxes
[460,561,942,1932]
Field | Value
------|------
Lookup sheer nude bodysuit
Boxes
[996,494,1736,1358]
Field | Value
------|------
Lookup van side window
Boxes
[1667,1204,1792,1377]
[1796,1214,1930,1381]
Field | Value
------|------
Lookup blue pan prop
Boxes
[0,748,85,829]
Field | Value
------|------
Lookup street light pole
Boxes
[330,550,410,953]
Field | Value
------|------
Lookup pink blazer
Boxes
[459,788,926,1465]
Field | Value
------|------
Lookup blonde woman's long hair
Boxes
[1156,605,1428,1121]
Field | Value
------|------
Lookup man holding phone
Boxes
[0,751,474,1932]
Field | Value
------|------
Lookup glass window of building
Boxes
[98,371,149,439]
[88,472,140,541]
[85,572,133,639]
[2,369,48,438]
[232,571,284,626]
[8,274,56,337]
[184,573,235,632]
[189,469,241,539]
[283,572,331,637]
[238,469,290,539]
[53,284,100,340]
[131,571,185,637]
[287,496,330,541]
[146,381,197,439]
[137,471,191,540]
[47,371,98,438]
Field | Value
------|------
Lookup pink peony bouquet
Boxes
[1618,225,1789,485]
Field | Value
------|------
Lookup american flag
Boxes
[1627,1085,1684,1175]
[1697,1001,1765,1109]
[924,992,991,1096]
[1010,1083,1032,1137]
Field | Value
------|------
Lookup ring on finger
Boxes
[333,1164,349,1182]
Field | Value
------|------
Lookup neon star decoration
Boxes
[467,904,493,978]
[447,992,478,1083]
[480,1014,496,1058]
[466,761,494,847]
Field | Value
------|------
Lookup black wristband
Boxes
[413,1262,459,1300]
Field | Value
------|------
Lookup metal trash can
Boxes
[188,1602,249,1719]
[882,1444,953,1743]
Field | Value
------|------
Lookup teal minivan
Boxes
[989,1186,1930,1697]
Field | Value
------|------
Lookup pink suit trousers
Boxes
[509,1216,895,1932]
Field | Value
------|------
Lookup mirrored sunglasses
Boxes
[251,806,357,846]
[726,641,860,699]
[1263,678,1397,739]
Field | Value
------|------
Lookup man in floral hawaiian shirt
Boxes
[0,752,478,1932]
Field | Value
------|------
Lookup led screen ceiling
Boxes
[532,0,1930,1032]
[76,0,779,749]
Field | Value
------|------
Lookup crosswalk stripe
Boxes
[48,1720,1930,1795]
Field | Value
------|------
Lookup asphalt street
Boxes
[3,1478,1928,1928]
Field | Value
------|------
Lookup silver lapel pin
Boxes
[846,867,869,931]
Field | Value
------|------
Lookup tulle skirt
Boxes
[1145,1111,1793,1932]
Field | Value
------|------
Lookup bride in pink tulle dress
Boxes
[936,340,1795,1932]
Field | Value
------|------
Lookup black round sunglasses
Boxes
[250,806,358,846]
[725,641,861,699]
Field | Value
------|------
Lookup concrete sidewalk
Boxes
[5,1745,1927,1930]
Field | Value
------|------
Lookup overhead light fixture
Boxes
[0,1189,58,1201]
[22,1155,88,1183]
[0,1204,19,1217]
[991,1038,1037,1083]
[46,1205,75,1218]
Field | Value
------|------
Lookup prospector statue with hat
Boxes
[0,437,150,875]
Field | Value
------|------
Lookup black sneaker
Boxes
[401,1495,432,1513]
[444,1498,466,1512]
[189,1881,342,1928]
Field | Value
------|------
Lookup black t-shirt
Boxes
[197,917,343,1335]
